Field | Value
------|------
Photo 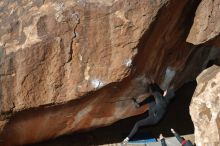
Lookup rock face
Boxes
[187,0,220,46]
[190,65,220,146]
[0,0,220,145]
[188,0,220,145]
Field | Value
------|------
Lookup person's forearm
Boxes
[152,92,163,104]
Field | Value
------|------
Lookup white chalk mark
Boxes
[115,11,129,22]
[71,105,93,126]
[125,59,132,67]
[84,65,90,80]
[79,54,82,61]
[91,79,104,89]
[54,2,65,11]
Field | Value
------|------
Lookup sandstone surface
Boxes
[187,0,220,46]
[190,65,220,146]
[0,0,220,145]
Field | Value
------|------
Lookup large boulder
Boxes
[190,65,220,146]
[0,0,220,145]
[187,0,220,47]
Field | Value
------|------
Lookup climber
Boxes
[171,128,194,146]
[121,83,175,145]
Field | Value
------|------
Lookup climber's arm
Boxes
[152,92,163,104]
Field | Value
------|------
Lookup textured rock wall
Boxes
[190,65,220,146]
[0,0,220,145]
[187,0,220,46]
[188,1,220,145]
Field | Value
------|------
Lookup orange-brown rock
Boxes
[190,65,220,146]
[187,0,220,47]
[187,1,220,145]
[0,0,220,145]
